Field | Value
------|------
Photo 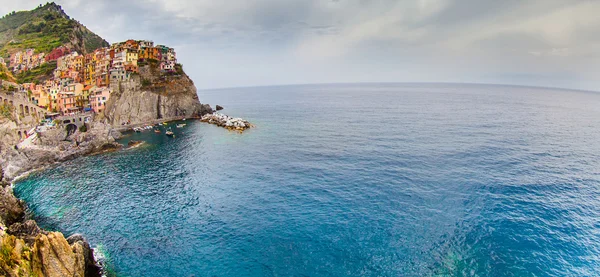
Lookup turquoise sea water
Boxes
[14,83,600,276]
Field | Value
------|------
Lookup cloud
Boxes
[1,0,599,90]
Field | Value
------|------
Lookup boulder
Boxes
[94,142,123,154]
[67,234,102,277]
[7,220,41,244]
[31,232,87,277]
[0,186,24,227]
[216,105,224,111]
[128,140,142,147]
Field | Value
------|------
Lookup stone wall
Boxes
[0,91,47,144]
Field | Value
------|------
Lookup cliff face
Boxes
[1,121,120,181]
[0,99,116,276]
[0,177,100,277]
[103,64,212,126]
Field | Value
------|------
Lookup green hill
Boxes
[0,63,16,82]
[0,2,109,83]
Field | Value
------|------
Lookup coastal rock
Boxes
[103,64,213,126]
[0,186,100,277]
[127,140,143,147]
[201,112,253,132]
[67,234,102,277]
[0,186,25,228]
[94,142,123,154]
[1,121,120,181]
[7,220,41,245]
[0,223,99,277]
[216,105,224,111]
[31,232,87,277]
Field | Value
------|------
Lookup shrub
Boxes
[0,104,13,119]
[141,79,152,87]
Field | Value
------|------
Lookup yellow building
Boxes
[126,50,138,66]
[85,63,95,86]
[37,89,49,108]
[32,86,50,108]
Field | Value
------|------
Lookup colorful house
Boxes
[90,87,111,113]
[126,50,138,66]
[57,91,77,114]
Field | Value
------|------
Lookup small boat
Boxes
[176,124,186,128]
[154,129,161,133]
[165,128,174,137]
[133,127,142,133]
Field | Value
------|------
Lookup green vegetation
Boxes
[15,60,56,84]
[0,63,15,82]
[175,63,184,75]
[0,104,13,119]
[141,78,152,87]
[79,124,87,132]
[0,2,109,58]
[0,3,109,84]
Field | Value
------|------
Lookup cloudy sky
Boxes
[2,0,599,90]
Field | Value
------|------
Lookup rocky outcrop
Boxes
[1,122,121,181]
[201,112,253,132]
[103,64,212,126]
[0,179,100,277]
[0,231,100,277]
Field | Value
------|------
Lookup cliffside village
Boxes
[0,39,177,115]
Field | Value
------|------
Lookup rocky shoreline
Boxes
[0,119,125,276]
[201,112,253,132]
[0,108,256,275]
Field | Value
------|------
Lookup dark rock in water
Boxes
[8,220,42,244]
[216,105,224,111]
[95,142,123,154]
[67,234,102,277]
[66,233,86,245]
[128,140,143,147]
[201,104,214,116]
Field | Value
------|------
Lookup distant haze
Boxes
[2,0,599,91]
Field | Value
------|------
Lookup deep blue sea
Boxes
[14,83,600,276]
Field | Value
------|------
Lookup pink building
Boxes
[56,92,77,114]
[90,87,111,113]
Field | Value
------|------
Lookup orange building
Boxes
[124,39,139,50]
[57,92,77,114]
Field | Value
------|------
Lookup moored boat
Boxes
[165,127,174,137]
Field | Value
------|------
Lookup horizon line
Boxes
[198,81,599,94]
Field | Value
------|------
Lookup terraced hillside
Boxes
[0,2,109,83]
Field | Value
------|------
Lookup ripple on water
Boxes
[14,84,600,277]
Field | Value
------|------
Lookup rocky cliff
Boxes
[0,173,100,277]
[103,63,212,126]
[0,119,115,276]
[0,97,116,276]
